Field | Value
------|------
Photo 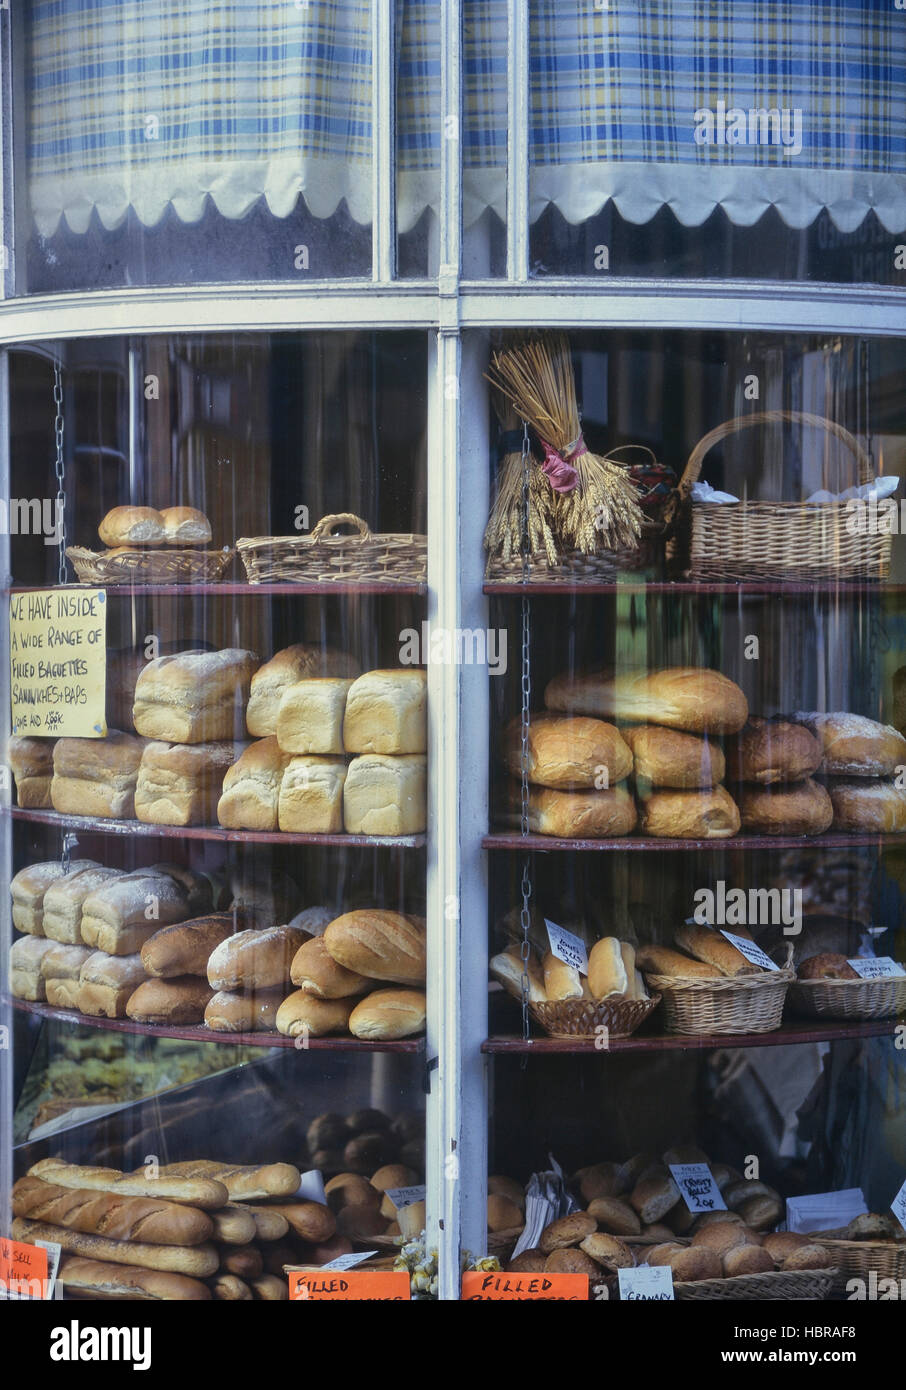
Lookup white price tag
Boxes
[295,1169,328,1202]
[891,1177,906,1235]
[720,930,779,972]
[618,1265,674,1301]
[319,1250,378,1272]
[385,1184,426,1211]
[847,957,906,980]
[668,1163,727,1214]
[544,919,588,976]
[39,1241,61,1300]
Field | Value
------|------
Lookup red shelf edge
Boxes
[482,1017,900,1054]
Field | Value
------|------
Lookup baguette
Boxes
[153,1160,301,1200]
[249,1201,336,1242]
[238,1205,290,1242]
[141,913,237,978]
[209,1205,258,1245]
[211,1274,253,1300]
[635,945,722,980]
[219,1246,263,1279]
[28,1158,228,1209]
[11,1218,219,1275]
[12,1176,213,1245]
[673,923,760,976]
[251,1274,288,1300]
[58,1256,212,1301]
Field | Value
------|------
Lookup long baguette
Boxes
[12,1177,213,1245]
[28,1158,228,1209]
[58,1255,212,1301]
[153,1160,301,1199]
[11,1218,220,1275]
[209,1204,257,1245]
[238,1205,289,1242]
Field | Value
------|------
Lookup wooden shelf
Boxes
[484,579,900,597]
[482,1018,898,1054]
[8,581,427,598]
[7,998,425,1052]
[8,806,425,849]
[483,830,905,852]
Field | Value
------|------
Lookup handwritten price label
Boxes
[544,919,588,975]
[891,1177,906,1235]
[318,1251,378,1272]
[618,1265,674,1300]
[289,1270,410,1301]
[720,930,779,972]
[462,1272,588,1301]
[848,957,906,980]
[0,1237,59,1299]
[668,1163,727,1214]
[384,1184,426,1211]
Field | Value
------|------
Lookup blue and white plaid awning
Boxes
[27,0,906,239]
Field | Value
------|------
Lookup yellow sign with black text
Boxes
[9,589,107,738]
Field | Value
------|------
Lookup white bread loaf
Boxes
[637,786,741,838]
[277,756,348,832]
[133,650,259,744]
[622,725,725,789]
[343,754,427,835]
[11,860,96,935]
[42,866,122,944]
[246,645,361,737]
[342,670,427,755]
[545,667,749,735]
[9,936,57,1000]
[7,735,55,807]
[204,989,285,1033]
[502,781,637,837]
[217,738,292,831]
[348,988,426,1040]
[275,678,356,754]
[51,731,149,818]
[135,740,241,826]
[78,952,148,1017]
[323,910,426,983]
[80,872,189,956]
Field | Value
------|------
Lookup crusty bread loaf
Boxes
[489,946,547,1003]
[276,678,356,755]
[827,778,906,832]
[246,645,361,737]
[153,1161,301,1201]
[637,785,741,839]
[588,937,629,999]
[7,735,55,807]
[797,952,860,980]
[278,756,348,833]
[545,667,749,735]
[81,872,189,956]
[290,935,373,998]
[541,949,584,1001]
[586,1197,641,1237]
[275,991,355,1038]
[126,976,214,1024]
[343,753,427,835]
[216,737,292,830]
[99,505,166,547]
[204,989,284,1033]
[42,865,121,944]
[636,944,722,980]
[539,1212,596,1252]
[134,650,259,744]
[499,715,632,789]
[51,731,149,818]
[141,914,236,978]
[794,711,906,776]
[726,717,822,785]
[29,1158,228,1208]
[623,725,725,789]
[58,1255,212,1300]
[502,781,637,837]
[160,506,211,544]
[342,670,427,755]
[737,778,833,836]
[251,1201,335,1243]
[9,935,57,1000]
[673,923,760,977]
[12,1217,219,1275]
[12,1176,214,1245]
[78,952,148,1018]
[668,1247,724,1281]
[206,925,311,992]
[40,942,93,981]
[629,1166,681,1223]
[323,910,426,983]
[348,988,426,1040]
[135,740,240,826]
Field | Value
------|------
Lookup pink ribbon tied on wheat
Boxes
[540,434,585,494]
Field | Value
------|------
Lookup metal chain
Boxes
[61,832,78,875]
[53,359,66,585]
[519,421,533,1044]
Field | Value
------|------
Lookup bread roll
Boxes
[204,989,284,1033]
[160,506,211,544]
[544,1247,600,1277]
[255,1202,335,1242]
[798,952,859,980]
[342,670,427,755]
[761,1231,811,1263]
[545,667,748,735]
[78,952,148,1018]
[81,872,189,956]
[275,992,354,1038]
[691,1222,750,1256]
[541,949,584,1001]
[736,1194,783,1230]
[217,737,292,830]
[794,711,906,776]
[374,1165,420,1195]
[141,914,236,978]
[211,1274,252,1300]
[673,923,760,977]
[586,1197,641,1236]
[827,778,906,832]
[219,1246,263,1280]
[207,925,311,992]
[135,740,240,825]
[11,860,74,935]
[588,937,629,999]
[99,505,166,547]
[42,865,121,944]
[325,1174,381,1212]
[508,1249,548,1274]
[488,1194,523,1232]
[578,1163,621,1202]
[240,1207,290,1242]
[251,1275,288,1300]
[134,650,259,744]
[126,976,214,1025]
[635,944,721,980]
[246,645,361,737]
[580,1233,634,1269]
[503,782,637,838]
[500,715,632,789]
[277,756,348,833]
[667,1247,723,1282]
[12,1177,214,1245]
[489,946,547,1003]
[9,936,56,1000]
[8,735,55,807]
[623,725,725,789]
[630,1167,681,1224]
[723,1244,774,1277]
[348,989,426,1040]
[28,1158,228,1209]
[637,785,741,839]
[290,935,372,998]
[737,778,833,836]
[781,1244,833,1271]
[12,1218,219,1275]
[323,910,426,983]
[276,678,356,755]
[539,1212,596,1252]
[343,753,427,835]
[726,717,822,785]
[52,731,149,818]
[58,1255,212,1300]
[205,1205,258,1245]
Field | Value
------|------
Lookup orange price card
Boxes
[289,1270,411,1301]
[0,1237,49,1298]
[462,1271,589,1301]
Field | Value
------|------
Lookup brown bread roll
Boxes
[499,715,632,789]
[204,989,284,1033]
[12,1177,214,1245]
[28,1159,228,1209]
[508,1249,548,1274]
[827,778,906,832]
[207,924,311,992]
[99,505,167,547]
[586,1196,641,1236]
[219,1246,263,1280]
[635,945,721,980]
[797,952,859,980]
[488,1195,523,1232]
[545,667,748,734]
[8,735,55,807]
[647,1242,684,1265]
[211,1274,253,1300]
[782,1244,833,1271]
[623,725,725,789]
[736,1194,783,1231]
[793,711,906,776]
[762,1231,811,1264]
[324,1174,381,1213]
[12,1218,219,1276]
[691,1222,750,1256]
[630,1167,681,1224]
[726,717,822,785]
[502,782,637,837]
[539,1212,597,1252]
[58,1255,212,1300]
[666,1202,696,1235]
[722,1179,773,1209]
[324,909,427,983]
[642,1223,677,1242]
[737,778,833,836]
[209,1205,258,1245]
[126,976,214,1025]
[290,935,373,998]
[673,923,760,976]
[246,645,361,738]
[577,1162,622,1203]
[276,992,355,1038]
[348,989,426,1040]
[342,669,427,755]
[587,937,629,999]
[693,1210,745,1229]
[544,1247,600,1277]
[637,785,741,839]
[251,1274,288,1301]
[579,1233,634,1269]
[722,1244,775,1277]
[668,1247,723,1282]
[141,913,236,978]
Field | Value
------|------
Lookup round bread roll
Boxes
[623,725,725,789]
[782,1244,833,1271]
[586,1196,641,1237]
[736,1194,783,1231]
[693,1209,744,1229]
[797,952,859,980]
[637,785,741,839]
[827,778,906,833]
[668,1246,723,1282]
[508,1249,548,1274]
[794,711,906,776]
[343,1131,396,1173]
[544,667,749,735]
[324,1174,381,1213]
[580,1233,634,1269]
[691,1221,750,1256]
[99,505,166,548]
[762,1231,811,1263]
[578,1162,621,1203]
[500,715,633,789]
[726,717,822,785]
[160,506,212,545]
[290,936,373,999]
[274,992,354,1038]
[539,1211,596,1253]
[647,1242,684,1266]
[737,778,833,836]
[487,1176,525,1211]
[630,1167,681,1224]
[544,1247,600,1277]
[722,1244,774,1277]
[488,1195,524,1232]
[372,1164,420,1194]
[709,1163,741,1192]
[723,1179,773,1210]
[641,1222,676,1242]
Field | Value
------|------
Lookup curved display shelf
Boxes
[483,831,906,852]
[483,1018,898,1054]
[8,806,426,849]
[7,581,427,598]
[483,579,901,597]
[8,997,425,1053]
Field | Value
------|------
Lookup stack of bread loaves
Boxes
[490,936,649,1010]
[726,715,833,836]
[793,712,906,833]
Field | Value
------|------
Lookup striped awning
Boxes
[27,0,906,240]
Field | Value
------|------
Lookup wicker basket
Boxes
[485,522,665,584]
[66,546,234,585]
[237,513,426,586]
[816,1240,906,1282]
[673,1267,837,1301]
[787,974,906,1022]
[528,994,661,1040]
[666,410,890,583]
[643,945,793,1036]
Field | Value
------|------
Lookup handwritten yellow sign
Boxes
[9,589,107,738]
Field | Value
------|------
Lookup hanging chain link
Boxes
[518,421,533,1044]
[61,832,78,875]
[53,359,67,586]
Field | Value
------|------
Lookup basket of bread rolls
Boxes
[490,937,660,1039]
[68,505,232,584]
[787,952,906,1021]
[637,926,794,1035]
[810,1213,906,1282]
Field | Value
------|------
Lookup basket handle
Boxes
[310,512,373,541]
[672,409,873,511]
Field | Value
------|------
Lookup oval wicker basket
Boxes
[816,1240,906,1282]
[666,410,890,583]
[643,945,793,1036]
[67,546,234,585]
[237,513,426,586]
[672,1267,837,1301]
[528,994,661,1041]
[787,974,906,1022]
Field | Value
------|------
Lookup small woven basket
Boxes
[787,974,906,1022]
[237,513,426,585]
[643,945,793,1036]
[816,1240,906,1282]
[66,547,234,585]
[528,994,661,1040]
[666,410,890,583]
[673,1267,836,1301]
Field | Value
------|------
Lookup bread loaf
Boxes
[153,1161,301,1201]
[794,711,906,776]
[12,1176,214,1244]
[58,1255,212,1300]
[761,1231,810,1263]
[11,860,77,934]
[135,740,240,826]
[276,678,356,755]
[52,731,149,818]
[217,737,292,830]
[539,1212,596,1252]
[290,935,372,998]
[500,715,632,789]
[206,924,311,992]
[342,670,427,755]
[141,914,236,978]
[78,952,148,1018]
[502,781,637,837]
[40,942,93,982]
[99,505,166,547]
[238,1206,289,1242]
[637,785,741,839]
[29,1158,228,1208]
[797,953,859,980]
[44,978,83,1010]
[541,949,584,1001]
[726,717,822,785]
[827,778,906,832]
[126,976,214,1024]
[12,1217,219,1275]
[668,1247,724,1281]
[343,753,427,835]
[276,992,355,1038]
[254,1202,335,1243]
[323,910,426,983]
[737,778,833,836]
[723,1244,774,1276]
[489,946,547,1003]
[8,735,55,807]
[544,1247,600,1276]
[277,756,348,832]
[623,725,725,789]
[160,506,211,544]
[9,935,57,999]
[348,988,426,1040]
[42,865,121,944]
[588,937,629,999]
[246,645,361,737]
[204,989,284,1033]
[630,1167,681,1223]
[545,667,749,735]
[673,923,760,976]
[134,650,259,744]
[635,944,721,980]
[81,872,189,956]
[211,1274,253,1300]
[586,1197,641,1236]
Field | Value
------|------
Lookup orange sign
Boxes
[462,1271,589,1300]
[289,1270,411,1301]
[0,1237,49,1296]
